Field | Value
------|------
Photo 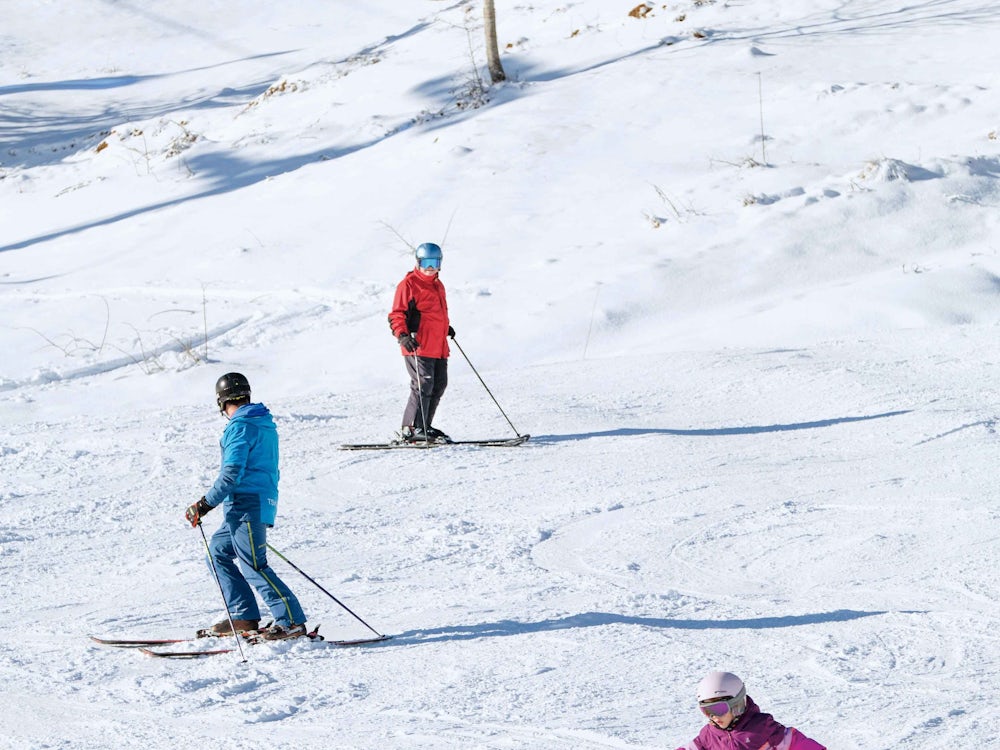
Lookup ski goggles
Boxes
[418,257,442,269]
[700,699,736,718]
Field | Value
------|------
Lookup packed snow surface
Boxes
[1,1,998,748]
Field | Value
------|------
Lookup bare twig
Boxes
[583,284,602,360]
[121,323,164,374]
[441,207,459,249]
[202,283,209,361]
[96,297,110,354]
[757,72,767,164]
[379,220,416,251]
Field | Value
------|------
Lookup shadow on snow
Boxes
[532,410,911,444]
[506,2,1000,84]
[0,20,478,255]
[8,2,993,254]
[387,609,895,646]
[0,52,299,165]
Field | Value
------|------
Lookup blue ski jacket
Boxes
[204,403,280,526]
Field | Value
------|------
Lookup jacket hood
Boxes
[229,402,275,427]
[691,695,788,750]
[733,695,761,728]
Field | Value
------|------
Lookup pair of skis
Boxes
[342,333,529,452]
[340,434,529,450]
[90,632,391,659]
[97,544,393,659]
[347,332,528,453]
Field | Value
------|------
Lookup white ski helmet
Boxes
[696,671,747,718]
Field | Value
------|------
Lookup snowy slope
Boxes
[1,1,998,748]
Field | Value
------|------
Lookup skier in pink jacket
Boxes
[676,671,826,750]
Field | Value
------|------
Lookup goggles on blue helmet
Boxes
[415,242,443,271]
[416,242,442,258]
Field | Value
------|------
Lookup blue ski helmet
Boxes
[415,242,443,263]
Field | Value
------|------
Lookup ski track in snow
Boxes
[3,333,998,748]
[2,0,1000,747]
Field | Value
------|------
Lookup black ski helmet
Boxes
[215,372,251,413]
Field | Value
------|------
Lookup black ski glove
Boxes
[185,497,213,528]
[448,326,455,338]
[398,333,418,352]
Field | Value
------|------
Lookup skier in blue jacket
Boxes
[185,372,307,640]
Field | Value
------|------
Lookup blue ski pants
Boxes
[206,493,306,627]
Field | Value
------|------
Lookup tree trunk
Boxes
[484,0,506,83]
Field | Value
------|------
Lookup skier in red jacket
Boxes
[387,242,454,443]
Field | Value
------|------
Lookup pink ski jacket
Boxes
[676,697,826,750]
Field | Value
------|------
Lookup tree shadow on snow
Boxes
[0,143,375,254]
[386,609,896,647]
[0,52,300,167]
[504,4,1000,87]
[0,19,481,255]
[531,410,910,445]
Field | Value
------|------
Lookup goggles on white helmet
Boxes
[696,671,747,719]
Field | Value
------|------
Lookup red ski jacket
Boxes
[388,269,450,359]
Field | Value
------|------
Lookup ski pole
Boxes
[411,351,430,444]
[198,523,248,662]
[266,543,386,638]
[450,335,522,437]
